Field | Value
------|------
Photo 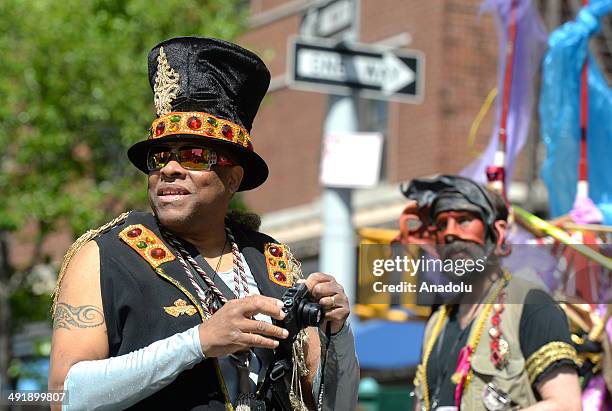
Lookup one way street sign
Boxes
[288,38,424,103]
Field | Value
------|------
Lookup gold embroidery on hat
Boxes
[154,47,180,117]
[150,111,253,150]
[163,299,197,317]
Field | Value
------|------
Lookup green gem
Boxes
[136,240,147,249]
[207,117,218,127]
[170,115,181,123]
[279,261,286,269]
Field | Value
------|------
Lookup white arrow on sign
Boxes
[381,52,415,95]
[296,48,415,93]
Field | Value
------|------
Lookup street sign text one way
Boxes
[289,38,424,103]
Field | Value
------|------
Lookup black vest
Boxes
[95,211,291,410]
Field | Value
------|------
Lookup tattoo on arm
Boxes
[53,303,105,330]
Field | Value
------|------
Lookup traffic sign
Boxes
[300,0,354,38]
[288,38,424,103]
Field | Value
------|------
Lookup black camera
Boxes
[273,283,323,358]
[259,283,324,404]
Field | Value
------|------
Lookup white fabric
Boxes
[62,325,204,411]
[216,252,270,404]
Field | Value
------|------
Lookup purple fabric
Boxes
[504,224,561,291]
[582,375,610,410]
[581,304,612,410]
[461,0,547,185]
[606,304,612,349]
[570,194,604,224]
[605,304,611,407]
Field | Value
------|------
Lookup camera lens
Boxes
[298,302,323,327]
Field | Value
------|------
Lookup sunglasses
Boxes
[146,145,237,172]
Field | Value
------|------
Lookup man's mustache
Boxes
[441,240,485,259]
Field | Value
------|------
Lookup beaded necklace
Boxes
[160,225,250,316]
[419,271,512,410]
[160,223,257,409]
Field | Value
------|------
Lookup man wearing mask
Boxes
[410,175,580,411]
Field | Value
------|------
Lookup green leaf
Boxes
[0,0,248,325]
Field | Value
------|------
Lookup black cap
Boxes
[402,175,500,237]
[401,176,457,209]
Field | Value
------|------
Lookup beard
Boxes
[427,239,500,304]
[439,239,490,283]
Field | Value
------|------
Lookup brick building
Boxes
[12,1,584,275]
[237,0,518,266]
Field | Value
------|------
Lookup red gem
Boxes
[150,247,166,259]
[187,116,202,130]
[492,315,500,326]
[273,271,286,282]
[491,340,499,350]
[221,124,234,139]
[155,122,165,136]
[269,246,283,257]
[127,228,142,238]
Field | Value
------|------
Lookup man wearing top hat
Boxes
[48,37,359,411]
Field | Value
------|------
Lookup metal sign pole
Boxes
[318,0,359,308]
[320,94,358,307]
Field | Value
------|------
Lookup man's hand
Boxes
[198,295,289,357]
[303,273,350,334]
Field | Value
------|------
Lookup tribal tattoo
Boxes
[53,303,105,330]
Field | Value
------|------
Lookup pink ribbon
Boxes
[454,345,473,410]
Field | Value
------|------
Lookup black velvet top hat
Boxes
[128,37,271,191]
